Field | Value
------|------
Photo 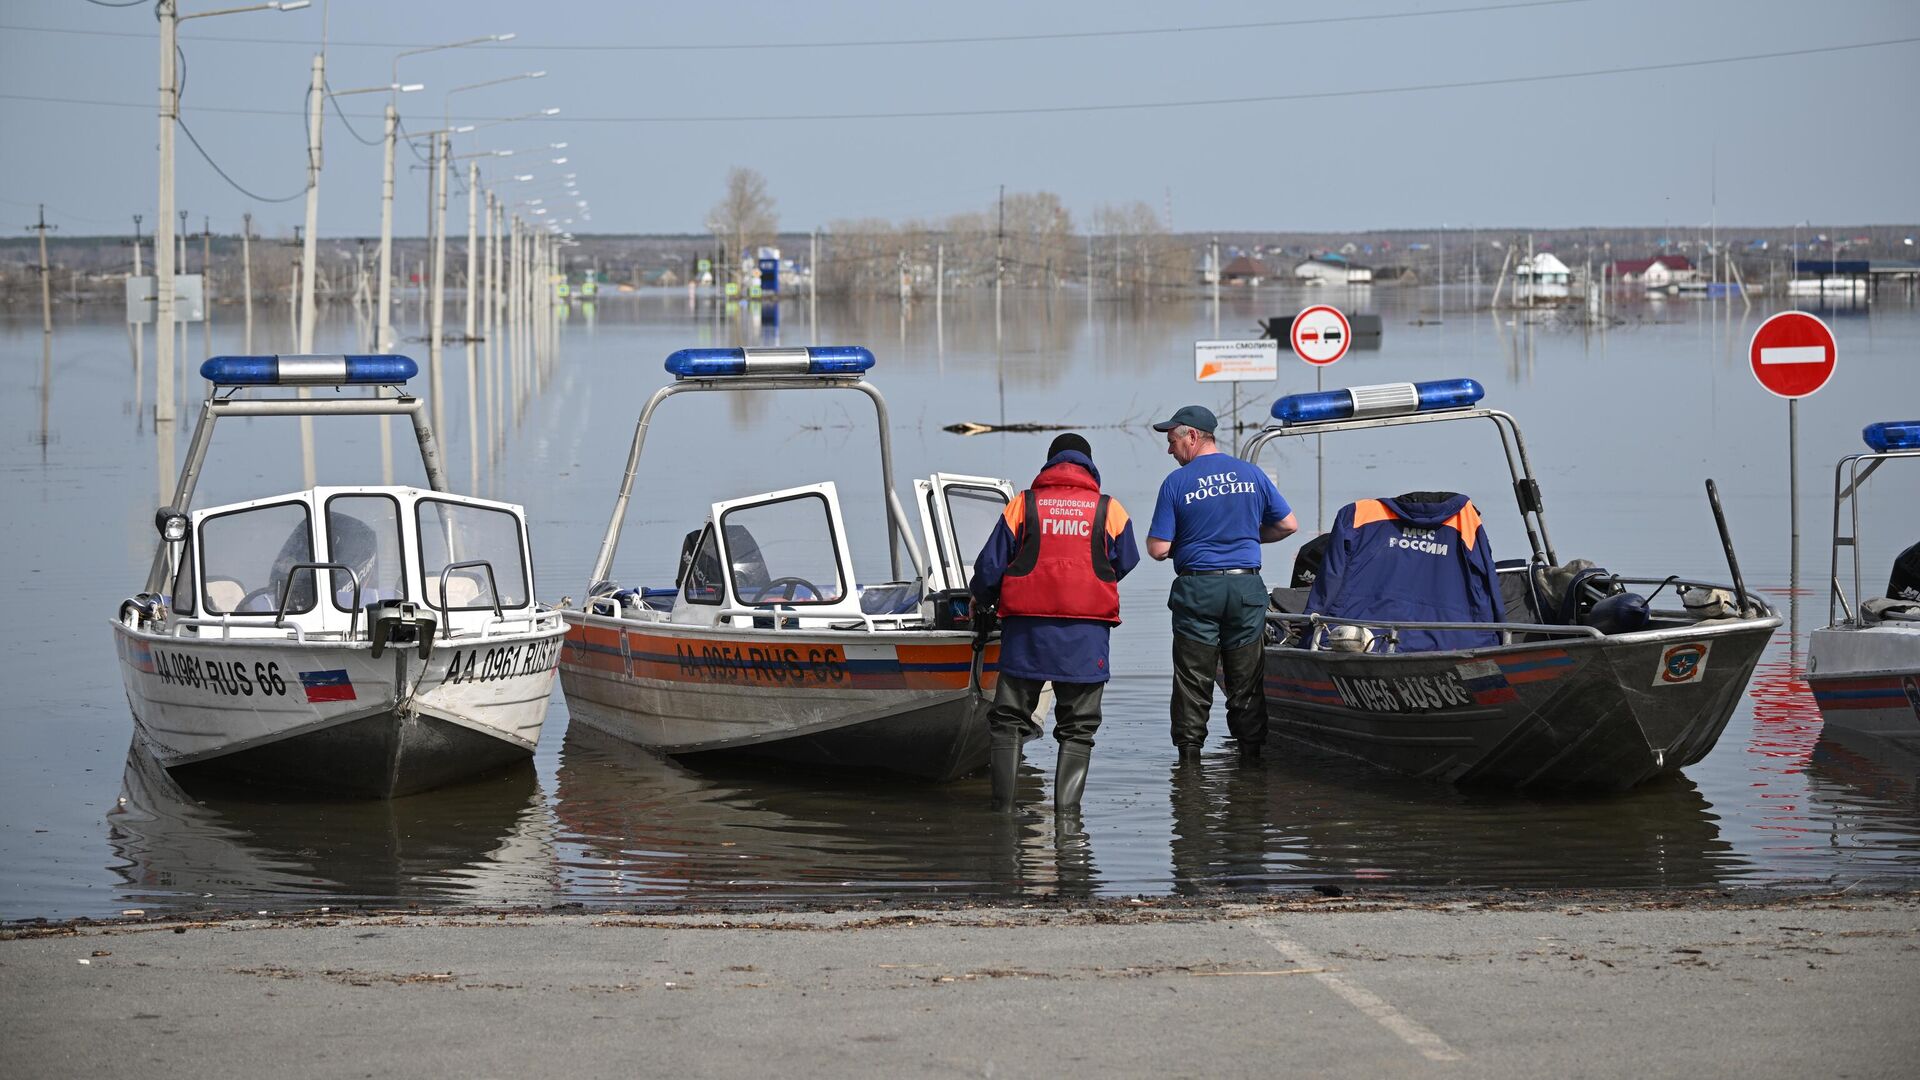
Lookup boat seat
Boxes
[205,578,246,613]
[859,582,922,615]
[1268,586,1310,614]
[1496,560,1540,622]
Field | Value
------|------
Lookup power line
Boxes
[5,36,1916,123]
[6,1,1594,51]
[325,84,384,146]
[79,0,147,7]
[177,115,308,202]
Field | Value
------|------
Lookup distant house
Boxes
[1514,253,1571,301]
[1609,256,1695,287]
[1294,255,1373,286]
[1221,256,1271,286]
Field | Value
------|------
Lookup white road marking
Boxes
[1759,345,1826,365]
[1243,917,1464,1063]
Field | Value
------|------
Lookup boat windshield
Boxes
[946,485,1008,571]
[325,494,407,611]
[416,499,530,610]
[198,501,316,615]
[720,493,846,605]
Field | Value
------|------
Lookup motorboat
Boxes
[113,355,566,798]
[558,345,1015,781]
[1247,377,1781,791]
[1807,421,1920,750]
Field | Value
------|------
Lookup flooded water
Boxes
[4,283,1917,919]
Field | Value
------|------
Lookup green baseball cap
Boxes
[1151,404,1218,434]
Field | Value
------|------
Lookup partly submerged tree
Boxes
[707,167,779,272]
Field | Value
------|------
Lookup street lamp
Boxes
[298,79,421,354]
[153,0,308,424]
[377,33,512,352]
[433,71,546,383]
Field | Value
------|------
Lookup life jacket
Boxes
[999,456,1124,624]
[1305,490,1504,651]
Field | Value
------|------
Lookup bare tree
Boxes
[707,167,778,275]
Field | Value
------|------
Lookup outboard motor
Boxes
[1585,591,1651,635]
[1889,540,1920,603]
[1291,533,1329,588]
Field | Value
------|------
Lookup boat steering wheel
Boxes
[749,576,822,604]
[236,586,282,613]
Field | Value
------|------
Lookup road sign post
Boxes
[1289,304,1351,526]
[1750,310,1838,546]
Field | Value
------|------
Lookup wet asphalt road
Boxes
[5,895,1916,1078]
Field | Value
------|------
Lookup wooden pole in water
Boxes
[29,204,55,335]
[241,213,253,354]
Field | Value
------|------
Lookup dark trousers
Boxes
[988,674,1105,747]
[1168,574,1270,748]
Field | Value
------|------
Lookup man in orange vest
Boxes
[971,433,1141,814]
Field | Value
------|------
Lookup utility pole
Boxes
[132,214,143,276]
[466,161,479,340]
[1211,235,1220,337]
[201,214,214,359]
[28,204,55,335]
[156,0,178,422]
[995,184,1005,339]
[241,213,254,353]
[429,132,449,439]
[298,52,323,353]
[377,103,397,350]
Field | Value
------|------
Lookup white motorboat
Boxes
[558,346,1018,781]
[1808,421,1920,750]
[113,355,566,797]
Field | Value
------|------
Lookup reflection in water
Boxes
[1807,726,1920,883]
[107,742,555,909]
[553,724,1041,902]
[1742,645,1828,866]
[1169,749,1744,891]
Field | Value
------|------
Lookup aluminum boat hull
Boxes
[114,622,565,798]
[1263,617,1778,791]
[560,615,997,782]
[1808,623,1920,751]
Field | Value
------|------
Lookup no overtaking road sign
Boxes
[1291,304,1351,366]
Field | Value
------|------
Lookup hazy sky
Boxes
[2,0,1915,239]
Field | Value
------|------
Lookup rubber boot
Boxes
[1220,637,1269,754]
[989,729,1021,812]
[1054,742,1091,814]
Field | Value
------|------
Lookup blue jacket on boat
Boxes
[1305,491,1504,652]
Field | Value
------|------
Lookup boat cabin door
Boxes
[703,482,865,620]
[913,474,1016,593]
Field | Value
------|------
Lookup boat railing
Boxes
[711,606,925,632]
[476,608,566,638]
[275,563,362,643]
[164,616,310,643]
[1269,611,1604,653]
[428,560,505,639]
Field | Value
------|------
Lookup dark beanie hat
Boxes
[1047,432,1092,460]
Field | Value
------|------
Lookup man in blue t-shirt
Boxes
[1147,405,1298,761]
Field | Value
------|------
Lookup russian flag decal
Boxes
[299,668,357,703]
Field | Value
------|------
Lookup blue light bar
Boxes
[664,345,876,379]
[201,354,418,386]
[1863,421,1920,453]
[1271,377,1485,426]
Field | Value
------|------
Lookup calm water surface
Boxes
[3,285,1916,919]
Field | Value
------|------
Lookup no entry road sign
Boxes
[1749,311,1837,399]
[1291,304,1351,366]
